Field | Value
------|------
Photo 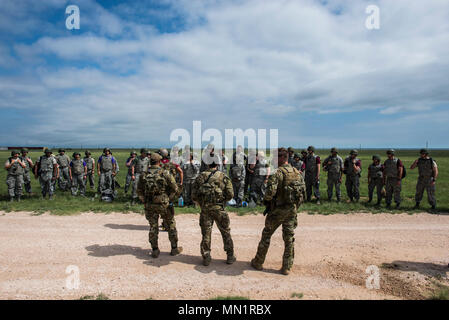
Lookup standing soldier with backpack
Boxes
[5,150,26,202]
[251,148,306,275]
[344,150,362,203]
[34,149,58,200]
[304,146,321,204]
[131,149,150,205]
[137,153,183,258]
[367,155,384,206]
[69,152,87,196]
[410,149,438,210]
[55,149,71,191]
[20,148,34,195]
[192,154,235,266]
[84,151,95,189]
[383,149,404,209]
[323,148,344,202]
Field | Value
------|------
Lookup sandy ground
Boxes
[0,210,448,300]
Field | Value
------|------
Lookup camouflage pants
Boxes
[145,204,179,249]
[23,171,32,194]
[86,172,95,188]
[183,181,195,205]
[124,172,133,193]
[39,172,55,196]
[345,175,360,201]
[6,174,23,198]
[327,173,341,201]
[199,208,234,258]
[71,174,86,196]
[386,177,401,205]
[58,167,70,191]
[254,206,297,270]
[131,173,141,199]
[250,177,266,204]
[99,171,114,193]
[305,174,320,201]
[415,177,436,207]
[368,178,383,203]
[232,179,245,203]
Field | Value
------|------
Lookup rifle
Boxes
[263,197,276,216]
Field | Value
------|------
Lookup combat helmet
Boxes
[21,148,29,153]
[139,148,147,155]
[58,148,65,153]
[372,155,381,161]
[103,147,111,154]
[130,150,137,156]
[85,150,91,156]
[350,149,358,156]
[386,149,395,155]
[331,147,338,154]
[10,149,20,157]
[420,149,429,155]
[72,152,81,158]
[307,146,315,152]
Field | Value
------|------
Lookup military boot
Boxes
[203,255,211,266]
[9,197,14,202]
[226,254,236,265]
[250,258,263,271]
[16,196,21,202]
[170,246,183,256]
[414,202,420,210]
[395,203,400,209]
[280,268,290,276]
[151,248,160,258]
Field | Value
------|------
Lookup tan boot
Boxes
[251,258,263,271]
[170,247,183,256]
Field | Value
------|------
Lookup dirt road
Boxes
[0,211,448,300]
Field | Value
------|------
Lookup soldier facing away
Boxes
[192,153,235,266]
[410,149,438,210]
[383,149,404,209]
[20,148,34,195]
[304,146,321,204]
[367,155,384,205]
[137,152,183,258]
[34,149,58,200]
[83,150,95,189]
[5,149,26,202]
[69,152,87,196]
[323,148,344,202]
[55,149,71,191]
[251,147,306,275]
[344,150,362,202]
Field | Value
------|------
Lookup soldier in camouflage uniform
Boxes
[383,149,404,209]
[304,146,321,204]
[4,150,26,202]
[410,149,438,210]
[124,151,137,194]
[251,148,306,275]
[83,151,95,189]
[34,149,58,200]
[69,152,87,196]
[20,148,34,195]
[137,153,183,258]
[230,146,246,207]
[249,151,271,205]
[367,155,384,205]
[55,149,71,191]
[323,148,344,202]
[287,147,295,164]
[291,153,304,176]
[192,154,235,266]
[344,150,362,202]
[181,151,200,207]
[97,148,117,194]
[131,149,150,204]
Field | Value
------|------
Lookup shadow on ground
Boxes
[104,223,148,231]
[384,261,449,278]
[85,243,281,276]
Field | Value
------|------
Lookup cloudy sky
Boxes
[0,0,448,149]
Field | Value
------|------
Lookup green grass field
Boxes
[0,148,447,215]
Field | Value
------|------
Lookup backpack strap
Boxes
[204,169,218,184]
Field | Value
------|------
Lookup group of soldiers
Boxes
[288,146,438,210]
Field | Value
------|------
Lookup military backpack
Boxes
[278,166,305,207]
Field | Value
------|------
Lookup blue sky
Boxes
[0,0,448,148]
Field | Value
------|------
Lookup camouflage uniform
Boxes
[192,168,235,262]
[182,159,200,206]
[249,159,269,204]
[368,162,384,204]
[252,164,306,272]
[344,156,362,202]
[323,154,344,201]
[5,156,25,200]
[55,153,71,191]
[124,156,134,194]
[131,156,150,200]
[36,154,57,197]
[137,164,180,251]
[415,158,437,207]
[70,158,86,196]
[384,158,403,206]
[304,154,320,201]
[230,162,246,205]
[98,154,116,193]
[291,158,304,176]
[20,153,33,194]
[83,155,95,189]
